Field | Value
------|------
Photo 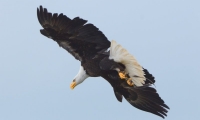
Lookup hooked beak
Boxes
[70,80,77,89]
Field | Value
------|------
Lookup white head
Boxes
[70,66,89,89]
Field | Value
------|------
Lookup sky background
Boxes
[0,0,200,120]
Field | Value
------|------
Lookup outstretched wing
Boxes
[102,72,169,118]
[124,86,169,118]
[37,6,110,61]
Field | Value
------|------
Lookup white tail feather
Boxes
[109,40,145,86]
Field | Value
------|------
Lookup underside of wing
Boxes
[102,71,169,118]
[37,6,110,61]
[123,86,169,118]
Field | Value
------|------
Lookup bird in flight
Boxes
[37,6,169,118]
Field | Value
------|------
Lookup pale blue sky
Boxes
[0,0,200,120]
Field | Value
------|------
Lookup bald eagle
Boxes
[37,6,169,118]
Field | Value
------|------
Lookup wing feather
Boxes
[125,86,169,118]
[37,6,110,61]
[102,72,169,118]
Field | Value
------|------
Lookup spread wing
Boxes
[124,86,169,118]
[37,6,110,61]
[102,72,169,118]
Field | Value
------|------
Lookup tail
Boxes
[109,40,145,86]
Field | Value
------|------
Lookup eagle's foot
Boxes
[118,71,127,79]
[126,78,134,86]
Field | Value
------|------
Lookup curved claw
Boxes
[118,71,127,79]
[127,78,134,86]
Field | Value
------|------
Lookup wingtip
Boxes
[39,5,43,9]
[37,5,43,12]
[37,6,44,22]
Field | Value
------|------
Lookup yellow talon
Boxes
[118,71,126,79]
[127,78,134,86]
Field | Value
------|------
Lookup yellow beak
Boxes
[70,81,76,89]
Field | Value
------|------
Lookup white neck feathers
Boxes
[74,66,89,85]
